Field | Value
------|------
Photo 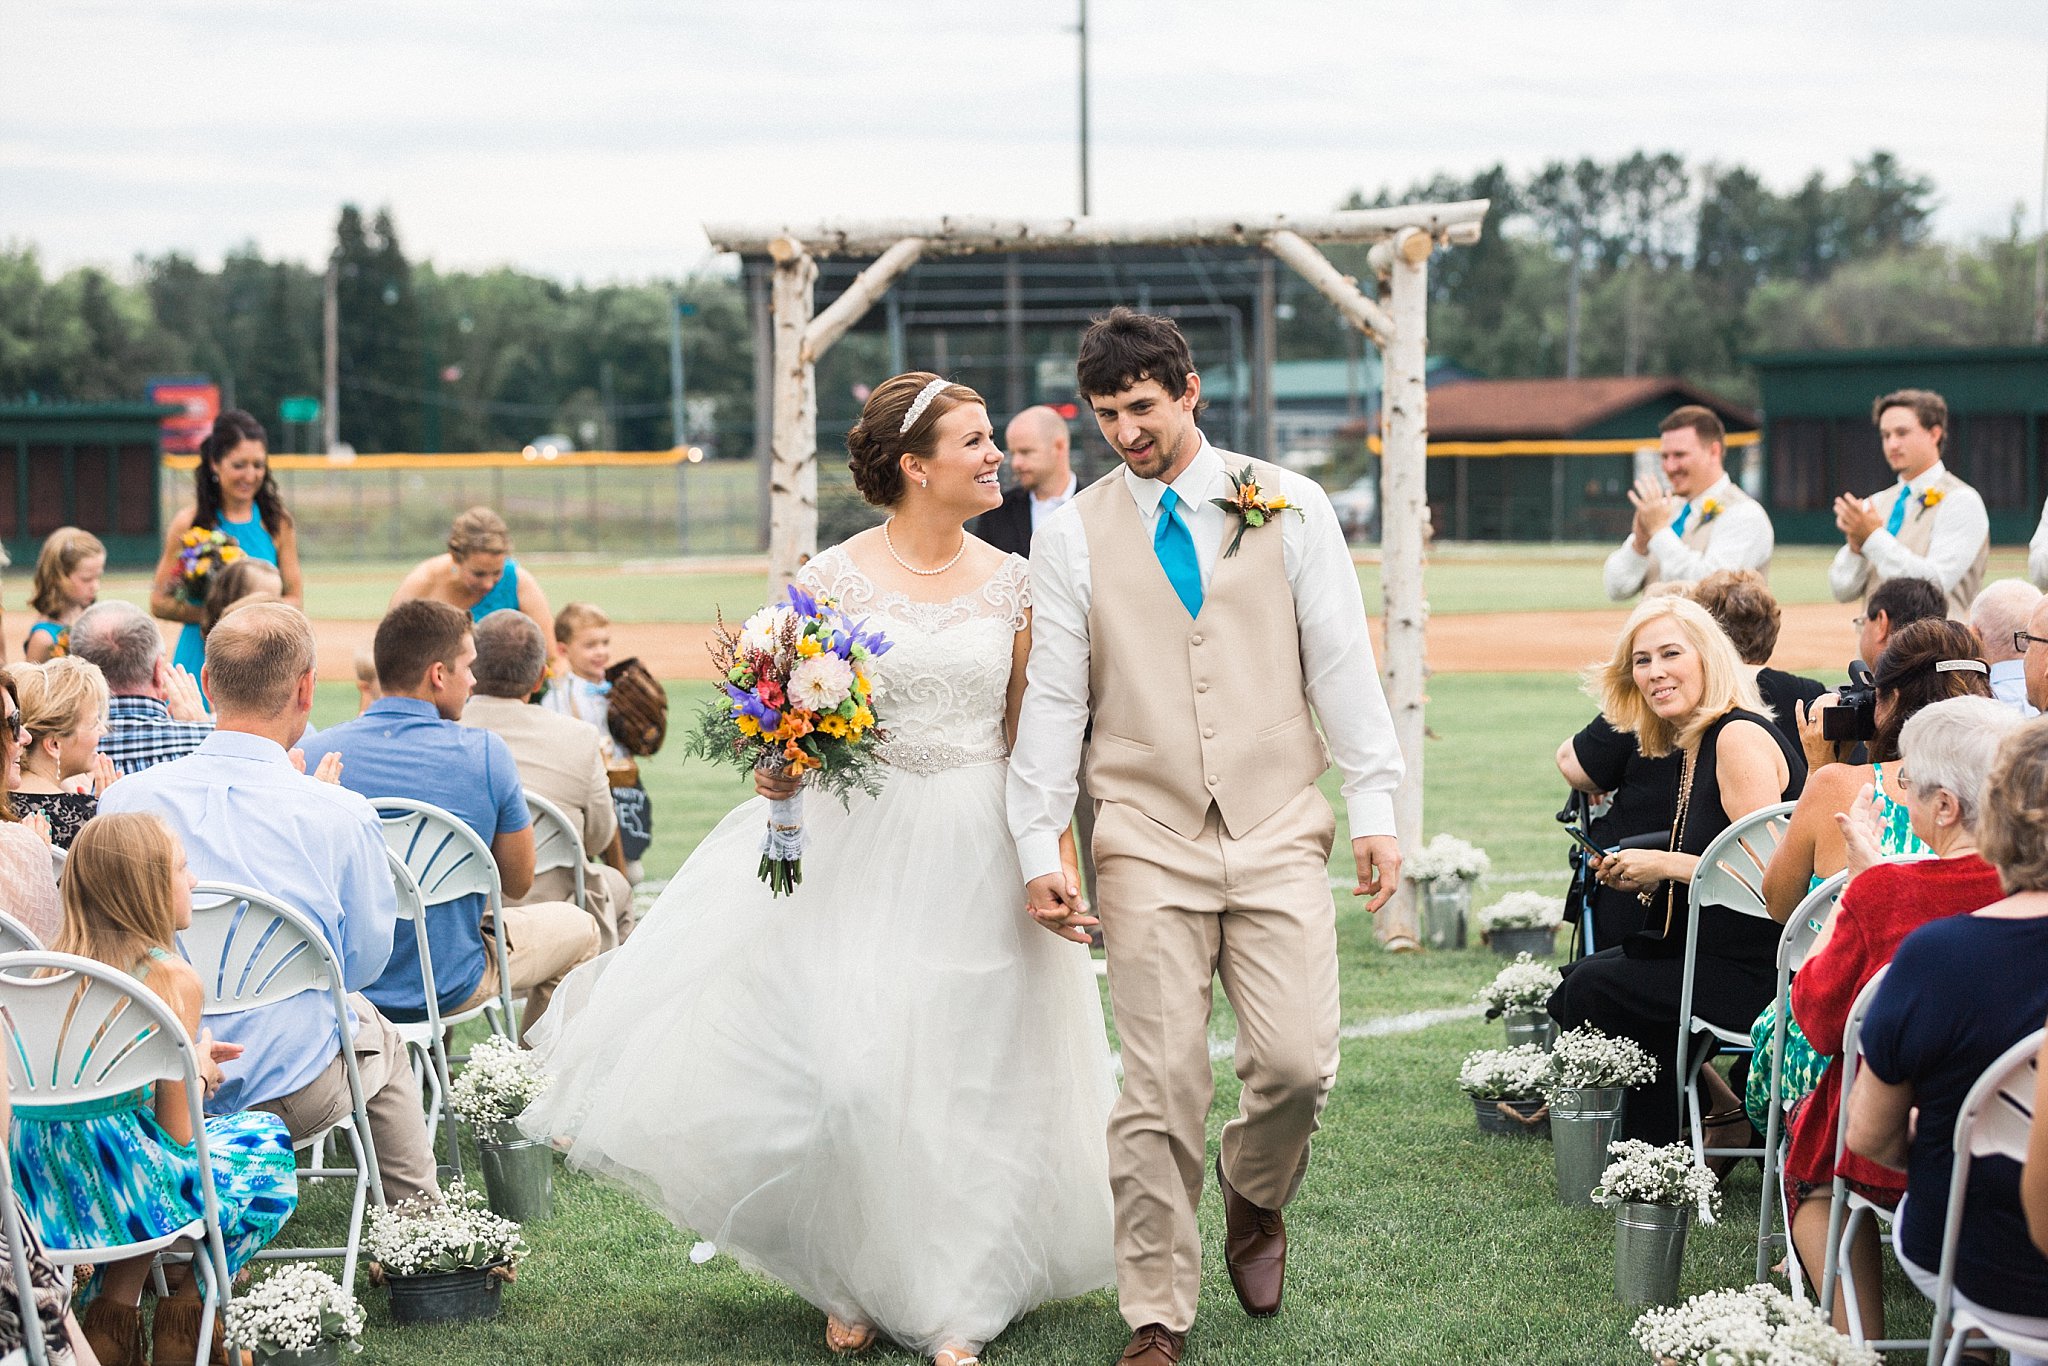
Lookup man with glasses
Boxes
[1851,576,1945,672]
[1829,388,1989,620]
[2023,594,2048,713]
[1969,579,2043,716]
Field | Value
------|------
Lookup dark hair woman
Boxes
[148,410,301,690]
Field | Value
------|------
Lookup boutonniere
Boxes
[1210,466,1304,557]
[1697,498,1722,526]
[1917,487,1944,515]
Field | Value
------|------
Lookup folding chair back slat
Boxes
[525,793,586,913]
[0,912,38,958]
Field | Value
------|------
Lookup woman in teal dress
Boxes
[390,504,555,642]
[9,812,297,1366]
[149,410,302,689]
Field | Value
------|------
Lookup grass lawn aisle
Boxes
[294,672,1924,1364]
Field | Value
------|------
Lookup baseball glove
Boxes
[604,657,669,756]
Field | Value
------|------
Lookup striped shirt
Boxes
[100,695,213,775]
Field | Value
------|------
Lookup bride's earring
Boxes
[920,478,928,488]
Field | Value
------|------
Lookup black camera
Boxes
[1820,659,1878,743]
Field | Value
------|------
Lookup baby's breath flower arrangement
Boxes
[1477,891,1565,932]
[224,1264,365,1357]
[449,1035,551,1136]
[1404,834,1492,884]
[1592,1140,1721,1225]
[1540,1026,1658,1101]
[1456,1045,1550,1102]
[1477,953,1562,1017]
[1633,1284,1880,1366]
[366,1179,528,1278]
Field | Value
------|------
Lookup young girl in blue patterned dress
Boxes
[9,812,298,1366]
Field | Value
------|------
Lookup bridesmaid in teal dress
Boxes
[389,504,555,641]
[149,410,302,691]
[10,811,297,1365]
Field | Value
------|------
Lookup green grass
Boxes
[279,669,1949,1364]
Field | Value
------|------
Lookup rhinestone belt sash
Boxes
[874,736,1008,775]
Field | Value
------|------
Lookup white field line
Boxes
[1110,1001,1485,1078]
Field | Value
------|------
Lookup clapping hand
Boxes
[1834,782,1885,879]
[1626,476,1680,552]
[1834,493,1881,551]
[194,1028,244,1099]
[66,754,119,796]
[164,665,208,722]
[21,812,51,846]
[312,751,343,785]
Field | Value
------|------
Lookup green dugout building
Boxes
[1751,345,2048,545]
[0,401,173,571]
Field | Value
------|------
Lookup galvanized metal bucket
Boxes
[1490,925,1556,958]
[1614,1200,1691,1305]
[1550,1085,1626,1206]
[478,1124,555,1224]
[1471,1095,1550,1139]
[254,1344,347,1366]
[1421,879,1470,950]
[1503,1012,1558,1051]
[384,1263,506,1325]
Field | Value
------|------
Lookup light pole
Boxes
[1077,0,1091,216]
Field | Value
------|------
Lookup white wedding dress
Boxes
[522,546,1117,1355]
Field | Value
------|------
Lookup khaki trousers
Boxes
[455,899,600,1039]
[1095,786,1340,1334]
[253,995,439,1205]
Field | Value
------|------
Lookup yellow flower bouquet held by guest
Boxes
[686,584,894,894]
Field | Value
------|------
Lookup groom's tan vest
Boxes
[1074,457,1330,841]
[1645,483,1762,594]
[1869,469,1987,620]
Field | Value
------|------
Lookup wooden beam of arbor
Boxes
[706,202,1490,258]
[801,236,925,363]
[1260,230,1395,345]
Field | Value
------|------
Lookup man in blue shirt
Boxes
[99,603,439,1202]
[68,600,213,774]
[301,599,596,1041]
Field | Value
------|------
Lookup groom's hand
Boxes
[1025,873,1097,945]
[1352,835,1400,914]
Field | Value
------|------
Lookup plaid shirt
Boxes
[100,695,213,775]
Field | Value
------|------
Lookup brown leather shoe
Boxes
[1119,1323,1186,1364]
[1217,1155,1286,1317]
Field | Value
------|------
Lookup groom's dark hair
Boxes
[1076,308,1203,414]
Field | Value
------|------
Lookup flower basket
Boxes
[1478,955,1562,1048]
[1542,1028,1659,1206]
[1457,1046,1550,1139]
[1593,1140,1721,1307]
[1633,1283,1882,1365]
[449,1037,555,1223]
[225,1266,363,1364]
[366,1179,527,1326]
[1503,1012,1559,1050]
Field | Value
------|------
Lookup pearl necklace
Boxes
[882,518,966,577]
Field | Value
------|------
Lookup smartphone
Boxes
[1564,826,1607,859]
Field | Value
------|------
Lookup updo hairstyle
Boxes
[844,373,984,508]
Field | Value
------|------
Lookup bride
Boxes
[523,373,1117,1364]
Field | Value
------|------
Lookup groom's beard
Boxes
[1118,424,1189,482]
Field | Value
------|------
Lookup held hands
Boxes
[1626,476,1680,553]
[1835,781,1885,879]
[1834,494,1882,551]
[164,665,208,722]
[1352,835,1399,913]
[1025,871,1097,945]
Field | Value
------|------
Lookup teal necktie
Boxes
[1671,502,1692,537]
[1154,488,1203,618]
[1885,484,1909,536]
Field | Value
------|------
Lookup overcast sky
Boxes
[6,0,2045,282]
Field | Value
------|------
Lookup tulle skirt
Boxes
[522,759,1117,1354]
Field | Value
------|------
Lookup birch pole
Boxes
[1370,227,1434,951]
[768,238,819,593]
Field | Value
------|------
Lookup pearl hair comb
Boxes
[898,377,950,435]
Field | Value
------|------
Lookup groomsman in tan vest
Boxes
[1008,309,1404,1366]
[1603,406,1773,600]
[1830,388,1989,620]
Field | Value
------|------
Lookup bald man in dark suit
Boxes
[974,405,1077,558]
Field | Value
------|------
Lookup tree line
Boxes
[0,149,2039,452]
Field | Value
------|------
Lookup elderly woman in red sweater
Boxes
[1784,695,2019,1337]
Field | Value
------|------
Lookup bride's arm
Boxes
[1004,607,1032,750]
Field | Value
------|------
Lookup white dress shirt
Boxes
[1029,472,1079,535]
[2028,496,2048,590]
[1829,461,1990,602]
[1601,475,1774,600]
[1007,437,1405,882]
[1989,659,2038,716]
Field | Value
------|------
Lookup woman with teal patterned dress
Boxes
[9,812,297,1366]
[149,410,301,696]
[1749,620,1995,1131]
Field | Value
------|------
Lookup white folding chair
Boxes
[0,913,38,957]
[525,792,587,915]
[1678,800,1795,1168]
[1820,965,1932,1353]
[0,951,234,1366]
[0,1139,49,1366]
[374,798,517,1033]
[381,849,462,1183]
[1926,1027,2047,1366]
[181,883,384,1290]
[1757,869,1849,1288]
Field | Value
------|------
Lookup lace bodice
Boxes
[797,545,1029,774]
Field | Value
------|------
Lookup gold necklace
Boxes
[1639,746,1698,924]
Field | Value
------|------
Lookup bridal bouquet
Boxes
[687,583,893,895]
[175,526,244,604]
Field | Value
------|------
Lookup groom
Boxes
[1008,308,1405,1365]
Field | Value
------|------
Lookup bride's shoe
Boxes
[934,1348,980,1366]
[826,1316,876,1354]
